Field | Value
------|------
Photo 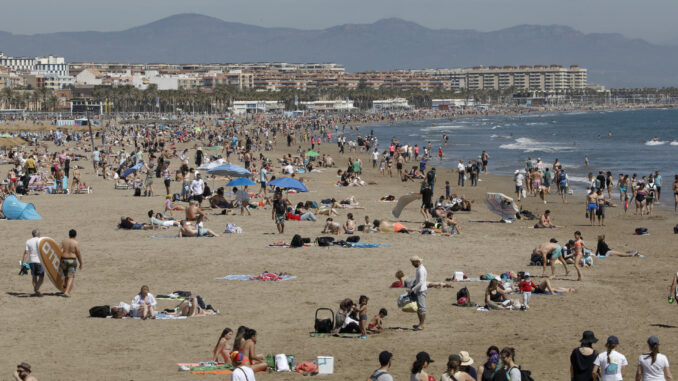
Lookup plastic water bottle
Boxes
[669,296,674,304]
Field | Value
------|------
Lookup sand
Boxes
[1,135,677,380]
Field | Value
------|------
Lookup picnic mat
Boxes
[215,274,296,281]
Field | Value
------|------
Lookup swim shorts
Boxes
[275,213,286,225]
[587,203,597,212]
[415,291,427,314]
[60,258,77,277]
[29,263,44,276]
[551,245,563,259]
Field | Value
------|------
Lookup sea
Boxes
[353,108,678,191]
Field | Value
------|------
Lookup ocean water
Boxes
[356,108,678,188]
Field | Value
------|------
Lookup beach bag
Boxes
[397,291,414,308]
[316,236,334,247]
[275,354,291,372]
[674,224,678,234]
[635,227,648,235]
[89,305,111,318]
[346,235,360,243]
[314,308,334,333]
[134,187,141,197]
[457,287,469,301]
[290,234,304,248]
[402,301,418,313]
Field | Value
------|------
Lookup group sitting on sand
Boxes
[212,326,268,372]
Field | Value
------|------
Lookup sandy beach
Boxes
[1,133,677,380]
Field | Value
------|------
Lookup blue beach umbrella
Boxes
[268,177,308,192]
[207,164,252,178]
[227,177,256,187]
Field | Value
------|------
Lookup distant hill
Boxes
[1,13,677,88]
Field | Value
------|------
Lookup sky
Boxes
[1,0,677,45]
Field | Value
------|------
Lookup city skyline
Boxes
[1,0,678,45]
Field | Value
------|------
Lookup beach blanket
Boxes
[215,274,296,281]
[346,242,392,248]
[154,313,187,320]
[266,243,313,248]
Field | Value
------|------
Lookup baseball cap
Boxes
[379,351,393,366]
[607,336,619,345]
[416,351,434,363]
[648,336,659,346]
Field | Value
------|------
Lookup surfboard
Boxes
[38,237,66,293]
[391,193,422,218]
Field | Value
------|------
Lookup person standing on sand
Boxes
[21,229,44,296]
[481,150,490,173]
[409,256,427,331]
[368,351,394,381]
[60,229,82,297]
[272,191,288,234]
[570,330,598,381]
[457,160,466,187]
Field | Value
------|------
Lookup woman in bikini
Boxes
[572,231,588,281]
[241,328,268,372]
[212,328,233,363]
[673,175,678,212]
[635,183,648,216]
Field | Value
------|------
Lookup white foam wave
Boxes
[499,137,573,153]
[670,141,678,146]
[526,122,549,126]
[568,176,591,184]
[422,125,466,131]
[645,140,667,146]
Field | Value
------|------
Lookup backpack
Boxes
[635,227,648,235]
[558,172,567,185]
[346,235,360,243]
[368,370,390,381]
[674,224,678,234]
[512,366,534,381]
[134,187,141,197]
[316,236,335,247]
[89,305,111,318]
[290,234,304,248]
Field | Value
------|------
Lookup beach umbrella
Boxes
[227,177,256,187]
[207,164,252,178]
[392,193,422,218]
[484,192,519,222]
[305,150,319,157]
[268,177,308,192]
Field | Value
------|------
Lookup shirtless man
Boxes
[178,219,219,237]
[586,189,598,226]
[185,200,206,221]
[343,213,356,234]
[535,238,569,278]
[534,210,558,228]
[60,229,82,297]
[70,168,81,192]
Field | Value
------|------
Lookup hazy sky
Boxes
[2,0,677,45]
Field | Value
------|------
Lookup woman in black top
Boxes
[596,235,639,257]
[570,331,598,381]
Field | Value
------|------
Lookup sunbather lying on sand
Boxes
[179,218,219,237]
[391,270,453,288]
[372,219,419,233]
[118,217,153,230]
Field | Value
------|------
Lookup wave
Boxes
[526,122,549,126]
[568,176,592,184]
[499,137,573,153]
[670,141,678,146]
[645,140,667,146]
[422,125,466,131]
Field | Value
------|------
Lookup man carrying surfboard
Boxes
[60,229,82,297]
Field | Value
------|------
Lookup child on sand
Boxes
[367,308,387,334]
[355,295,369,339]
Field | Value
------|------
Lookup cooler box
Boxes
[317,356,334,374]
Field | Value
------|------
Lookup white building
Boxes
[300,99,355,112]
[372,98,411,111]
[75,69,103,86]
[0,53,73,89]
[431,99,477,110]
[231,100,284,114]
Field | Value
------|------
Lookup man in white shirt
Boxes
[21,229,44,296]
[283,163,294,175]
[514,170,525,201]
[190,173,205,206]
[457,160,466,187]
[409,256,428,331]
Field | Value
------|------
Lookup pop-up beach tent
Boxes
[2,195,42,220]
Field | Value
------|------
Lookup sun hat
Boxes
[524,272,531,277]
[410,255,423,263]
[416,351,434,363]
[607,336,619,345]
[580,330,599,344]
[459,351,474,366]
[648,336,659,346]
[379,351,393,366]
[514,170,520,174]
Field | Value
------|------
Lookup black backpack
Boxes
[316,236,335,247]
[290,234,304,248]
[314,308,334,333]
[346,235,360,243]
[134,188,141,197]
[89,305,111,318]
[493,366,534,381]
[674,224,678,234]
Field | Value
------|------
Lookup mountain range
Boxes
[1,13,677,88]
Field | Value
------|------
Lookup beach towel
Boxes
[215,274,296,281]
[149,235,180,239]
[344,242,391,248]
[266,243,313,248]
[154,313,187,320]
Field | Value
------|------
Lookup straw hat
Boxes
[410,255,423,263]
